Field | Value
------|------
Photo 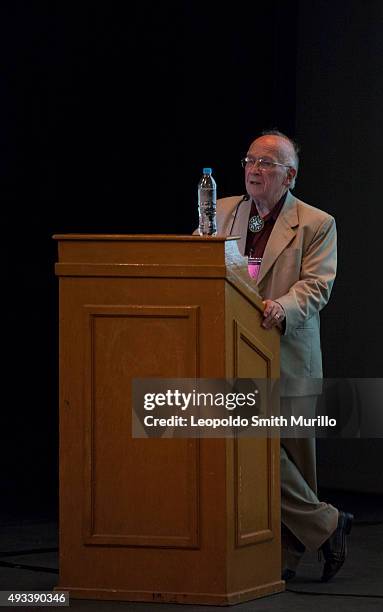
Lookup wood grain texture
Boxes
[55,235,283,604]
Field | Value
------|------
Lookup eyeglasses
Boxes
[241,156,291,170]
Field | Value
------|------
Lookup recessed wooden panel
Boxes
[234,438,274,546]
[233,321,273,379]
[232,323,275,547]
[83,305,200,548]
[223,283,279,550]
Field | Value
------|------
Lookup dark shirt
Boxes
[245,192,287,257]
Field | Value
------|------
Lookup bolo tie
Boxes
[248,212,264,233]
[247,207,264,280]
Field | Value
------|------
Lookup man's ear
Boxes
[286,167,297,189]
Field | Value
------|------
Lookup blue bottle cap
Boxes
[203,167,212,174]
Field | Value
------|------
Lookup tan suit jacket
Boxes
[217,191,337,394]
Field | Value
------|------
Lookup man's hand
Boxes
[262,299,285,330]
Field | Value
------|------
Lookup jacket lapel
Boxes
[257,191,299,285]
[231,197,251,255]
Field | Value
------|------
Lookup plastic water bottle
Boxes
[198,168,217,235]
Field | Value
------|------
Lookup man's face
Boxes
[244,135,296,206]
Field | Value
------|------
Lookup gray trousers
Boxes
[280,397,338,569]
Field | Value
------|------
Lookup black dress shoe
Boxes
[321,511,354,582]
[282,568,296,582]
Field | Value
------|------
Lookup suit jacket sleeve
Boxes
[276,216,337,335]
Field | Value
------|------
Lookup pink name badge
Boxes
[248,257,262,280]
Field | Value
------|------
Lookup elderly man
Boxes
[216,130,353,581]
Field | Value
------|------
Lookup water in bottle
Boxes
[198,167,217,235]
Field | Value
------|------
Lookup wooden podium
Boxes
[54,234,283,605]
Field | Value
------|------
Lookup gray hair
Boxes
[261,128,300,190]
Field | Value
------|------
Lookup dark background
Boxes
[2,0,383,519]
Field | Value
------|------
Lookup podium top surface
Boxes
[54,234,241,268]
[53,234,240,242]
[54,234,263,309]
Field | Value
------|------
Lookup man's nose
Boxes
[249,160,262,172]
